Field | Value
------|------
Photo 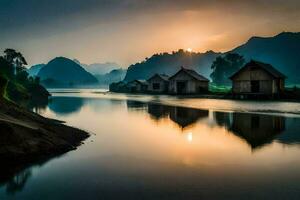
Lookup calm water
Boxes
[1,91,300,199]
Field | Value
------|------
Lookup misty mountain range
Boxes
[37,57,98,87]
[73,59,121,75]
[28,32,300,87]
[125,32,300,84]
[124,50,221,82]
[95,68,126,85]
[230,32,300,84]
[27,64,46,77]
[28,58,125,87]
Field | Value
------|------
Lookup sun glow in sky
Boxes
[0,0,300,66]
[187,48,193,53]
[187,132,193,142]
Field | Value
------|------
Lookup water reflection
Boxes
[147,103,208,129]
[230,113,285,149]
[0,152,66,196]
[276,118,300,145]
[2,96,300,199]
[213,112,300,149]
[4,169,32,195]
[215,112,284,148]
[17,98,49,115]
[48,97,84,115]
[41,97,300,149]
[126,101,209,129]
[126,100,300,149]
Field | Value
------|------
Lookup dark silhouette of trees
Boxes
[3,49,27,75]
[210,53,245,86]
[1,49,27,77]
[0,57,14,79]
[0,48,49,101]
[3,49,18,63]
[124,49,220,82]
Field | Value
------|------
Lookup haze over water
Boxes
[1,90,300,199]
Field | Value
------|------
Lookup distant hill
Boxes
[123,32,300,84]
[124,50,221,82]
[95,68,126,85]
[27,64,45,77]
[38,57,98,87]
[74,59,121,75]
[230,32,300,84]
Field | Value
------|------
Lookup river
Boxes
[1,89,300,199]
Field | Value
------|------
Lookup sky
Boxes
[0,0,300,67]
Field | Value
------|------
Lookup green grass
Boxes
[209,84,231,94]
[5,80,30,102]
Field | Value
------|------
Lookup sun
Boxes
[187,48,192,52]
[187,132,193,142]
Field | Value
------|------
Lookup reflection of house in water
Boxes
[147,103,170,120]
[126,100,147,111]
[127,101,209,129]
[214,112,232,128]
[169,107,208,129]
[147,103,209,129]
[214,112,286,149]
[230,113,285,149]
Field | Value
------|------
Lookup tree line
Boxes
[0,48,48,101]
[210,53,245,86]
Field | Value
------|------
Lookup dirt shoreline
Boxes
[0,99,90,166]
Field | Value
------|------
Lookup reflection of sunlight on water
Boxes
[4,93,300,199]
[187,132,193,143]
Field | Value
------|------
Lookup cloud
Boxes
[0,0,299,66]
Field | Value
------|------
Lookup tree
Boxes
[0,56,14,78]
[3,49,18,63]
[210,53,245,86]
[16,70,29,84]
[0,48,49,102]
[3,49,27,75]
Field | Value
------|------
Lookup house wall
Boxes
[127,81,147,93]
[169,71,208,94]
[196,81,209,92]
[232,67,279,94]
[148,76,168,93]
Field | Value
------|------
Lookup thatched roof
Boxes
[169,67,209,81]
[148,74,170,82]
[230,60,286,80]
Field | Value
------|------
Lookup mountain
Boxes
[27,64,45,77]
[123,32,300,84]
[73,59,121,75]
[230,32,300,84]
[38,57,98,87]
[124,50,221,82]
[95,68,127,85]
